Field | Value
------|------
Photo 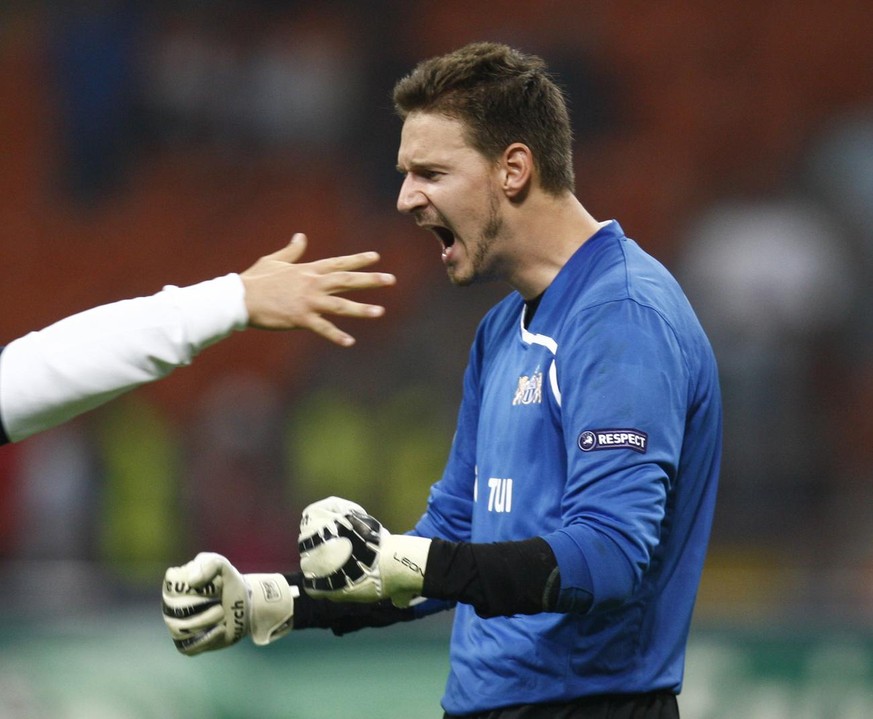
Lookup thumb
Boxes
[269,233,308,264]
[189,552,229,586]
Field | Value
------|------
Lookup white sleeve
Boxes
[0,273,249,443]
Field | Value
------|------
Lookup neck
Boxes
[505,193,601,300]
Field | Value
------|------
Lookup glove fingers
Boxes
[188,551,233,585]
[303,497,367,520]
[165,552,227,589]
[162,597,225,633]
[161,552,250,656]
[171,624,226,656]
[162,598,229,656]
[299,498,367,543]
[299,514,381,595]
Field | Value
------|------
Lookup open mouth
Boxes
[431,225,456,250]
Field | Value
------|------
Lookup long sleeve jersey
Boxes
[0,274,248,444]
[412,220,722,714]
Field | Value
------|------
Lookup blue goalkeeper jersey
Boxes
[413,220,722,714]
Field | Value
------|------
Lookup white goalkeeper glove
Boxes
[298,496,431,608]
[162,552,298,656]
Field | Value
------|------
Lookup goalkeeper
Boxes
[163,43,720,719]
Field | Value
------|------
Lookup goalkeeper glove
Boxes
[298,496,431,608]
[162,552,298,656]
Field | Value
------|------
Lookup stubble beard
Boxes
[448,188,504,287]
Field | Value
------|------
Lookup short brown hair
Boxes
[393,42,575,194]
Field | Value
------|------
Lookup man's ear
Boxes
[501,143,533,200]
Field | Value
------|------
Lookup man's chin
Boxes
[446,266,474,287]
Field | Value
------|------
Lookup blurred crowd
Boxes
[2,0,873,624]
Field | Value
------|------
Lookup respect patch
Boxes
[578,429,648,454]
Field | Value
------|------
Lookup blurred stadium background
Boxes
[2,1,873,716]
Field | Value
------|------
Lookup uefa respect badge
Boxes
[578,428,648,454]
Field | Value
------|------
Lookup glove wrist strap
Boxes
[245,573,299,646]
[381,535,431,605]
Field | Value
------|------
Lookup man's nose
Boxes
[396,175,426,214]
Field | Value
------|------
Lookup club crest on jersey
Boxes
[512,370,543,405]
[578,428,648,454]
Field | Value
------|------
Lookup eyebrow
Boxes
[396,160,443,175]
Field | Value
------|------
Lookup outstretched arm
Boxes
[0,236,395,443]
